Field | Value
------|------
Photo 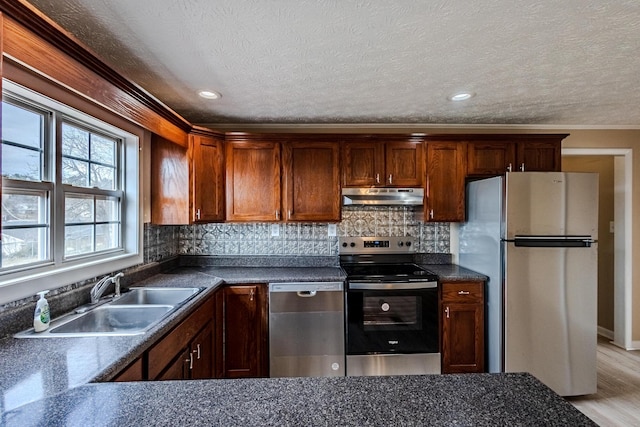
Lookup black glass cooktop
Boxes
[342,262,438,282]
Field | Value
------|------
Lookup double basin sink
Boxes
[16,287,204,338]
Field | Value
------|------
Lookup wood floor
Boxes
[567,335,640,426]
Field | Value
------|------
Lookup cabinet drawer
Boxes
[442,282,484,303]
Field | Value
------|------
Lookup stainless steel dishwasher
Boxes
[269,282,345,377]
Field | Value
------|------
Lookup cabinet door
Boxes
[225,141,281,221]
[342,142,384,187]
[151,134,189,224]
[216,284,267,378]
[156,348,191,380]
[442,303,484,373]
[385,141,424,187]
[441,281,485,374]
[425,142,465,222]
[190,323,214,379]
[517,140,561,172]
[112,357,144,382]
[467,141,516,176]
[283,141,341,222]
[192,133,225,222]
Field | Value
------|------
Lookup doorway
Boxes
[562,148,632,350]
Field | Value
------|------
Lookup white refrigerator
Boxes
[459,172,598,396]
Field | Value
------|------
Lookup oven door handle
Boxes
[348,282,438,290]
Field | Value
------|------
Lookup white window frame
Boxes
[0,81,142,305]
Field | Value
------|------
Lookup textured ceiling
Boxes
[24,0,640,126]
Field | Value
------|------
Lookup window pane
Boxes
[2,192,47,225]
[91,134,116,166]
[1,227,48,268]
[90,164,116,190]
[2,144,41,180]
[65,195,93,223]
[62,123,89,159]
[64,224,93,257]
[96,223,119,251]
[62,158,89,186]
[96,197,119,222]
[2,102,44,149]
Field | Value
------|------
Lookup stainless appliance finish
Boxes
[459,172,598,396]
[340,236,441,377]
[342,187,424,206]
[268,282,345,377]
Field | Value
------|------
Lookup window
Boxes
[1,81,141,304]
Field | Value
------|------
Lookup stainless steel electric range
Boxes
[340,236,441,376]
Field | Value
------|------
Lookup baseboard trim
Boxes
[597,326,614,340]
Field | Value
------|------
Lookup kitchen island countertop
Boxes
[3,372,594,426]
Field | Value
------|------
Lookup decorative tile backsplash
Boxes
[145,206,450,262]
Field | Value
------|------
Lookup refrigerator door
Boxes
[504,242,597,396]
[458,176,504,373]
[504,172,598,239]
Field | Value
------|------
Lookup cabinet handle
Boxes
[458,290,470,295]
[520,163,525,172]
[193,343,201,360]
[195,209,201,220]
[185,352,193,370]
[388,174,393,184]
[288,210,292,220]
[429,209,434,220]
[507,163,513,172]
[275,210,280,220]
[250,289,255,301]
[375,173,380,184]
[445,306,450,319]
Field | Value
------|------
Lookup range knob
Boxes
[350,242,356,248]
[398,241,404,247]
[406,241,412,247]
[342,242,348,247]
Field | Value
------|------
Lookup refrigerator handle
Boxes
[511,236,595,248]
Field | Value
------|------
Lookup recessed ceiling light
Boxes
[198,90,221,100]
[449,92,474,101]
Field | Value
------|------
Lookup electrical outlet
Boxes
[327,224,337,237]
[271,224,280,237]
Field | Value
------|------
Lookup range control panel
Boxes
[339,236,417,254]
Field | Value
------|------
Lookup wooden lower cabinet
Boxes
[441,281,485,374]
[215,284,268,378]
[147,292,216,380]
[112,357,144,382]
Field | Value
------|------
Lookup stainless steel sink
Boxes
[114,287,202,306]
[49,305,173,336]
[14,286,205,338]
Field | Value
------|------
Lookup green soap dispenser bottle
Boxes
[33,290,50,332]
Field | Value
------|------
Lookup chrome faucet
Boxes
[90,272,124,304]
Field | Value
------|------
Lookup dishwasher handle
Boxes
[297,290,317,297]
[269,282,343,293]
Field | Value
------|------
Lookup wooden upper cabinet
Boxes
[342,137,423,187]
[467,140,516,176]
[385,141,424,187]
[467,135,567,177]
[151,134,190,225]
[342,141,384,186]
[225,139,281,222]
[425,141,466,222]
[517,140,562,172]
[282,141,341,222]
[191,132,225,222]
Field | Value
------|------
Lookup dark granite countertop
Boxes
[2,373,594,426]
[0,262,489,417]
[423,264,488,282]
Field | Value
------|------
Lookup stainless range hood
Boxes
[342,188,424,206]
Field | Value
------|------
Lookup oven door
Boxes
[346,282,439,355]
